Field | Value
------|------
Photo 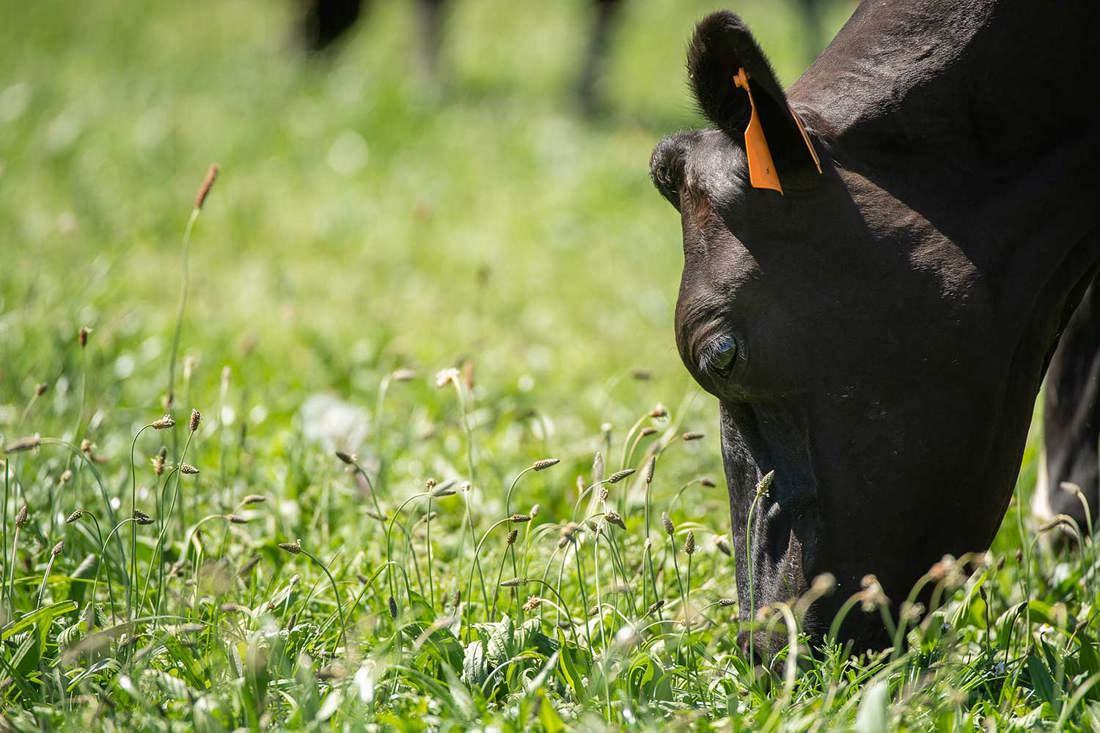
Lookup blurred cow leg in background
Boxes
[298,0,448,77]
[296,0,625,115]
[1037,275,1100,535]
[297,0,835,113]
[794,0,826,63]
[299,0,363,52]
[576,0,625,117]
[415,0,447,79]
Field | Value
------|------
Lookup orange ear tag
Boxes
[733,68,783,194]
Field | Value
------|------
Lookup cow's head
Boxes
[651,12,1039,653]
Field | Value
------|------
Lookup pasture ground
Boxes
[1,0,1096,730]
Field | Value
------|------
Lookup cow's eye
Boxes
[701,335,739,378]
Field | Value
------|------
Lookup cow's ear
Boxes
[688,11,820,189]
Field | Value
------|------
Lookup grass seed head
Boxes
[35,382,49,396]
[714,536,731,556]
[510,513,531,523]
[755,471,775,497]
[431,484,456,498]
[639,427,658,438]
[5,435,41,453]
[859,574,888,611]
[66,509,84,524]
[500,578,527,588]
[700,477,717,488]
[811,573,836,595]
[532,458,560,471]
[228,514,250,524]
[51,540,64,557]
[180,463,199,475]
[434,367,459,388]
[604,511,625,530]
[506,528,518,545]
[558,522,580,547]
[523,596,541,612]
[15,503,29,527]
[607,468,635,484]
[661,512,674,537]
[683,531,696,555]
[928,555,961,586]
[242,494,267,505]
[649,404,667,419]
[646,600,664,616]
[78,326,90,347]
[278,540,302,555]
[152,414,176,430]
[682,431,704,441]
[133,510,154,525]
[644,457,656,485]
[80,439,93,454]
[900,601,925,623]
[194,164,219,210]
[152,447,166,476]
[718,598,736,607]
[391,368,417,382]
[598,486,609,503]
[189,409,201,432]
[388,595,398,619]
[530,504,540,518]
[60,469,73,484]
[335,451,356,465]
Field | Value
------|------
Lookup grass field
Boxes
[2,0,1099,730]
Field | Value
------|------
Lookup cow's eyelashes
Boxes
[701,335,740,378]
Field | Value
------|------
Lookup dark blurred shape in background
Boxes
[298,0,626,116]
[297,0,828,117]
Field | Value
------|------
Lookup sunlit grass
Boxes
[2,0,1098,729]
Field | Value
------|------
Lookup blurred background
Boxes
[0,0,863,483]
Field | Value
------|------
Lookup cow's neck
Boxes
[791,0,1100,319]
[793,0,1099,163]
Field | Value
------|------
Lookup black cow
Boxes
[650,1,1100,653]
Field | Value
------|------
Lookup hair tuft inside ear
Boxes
[687,11,786,136]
